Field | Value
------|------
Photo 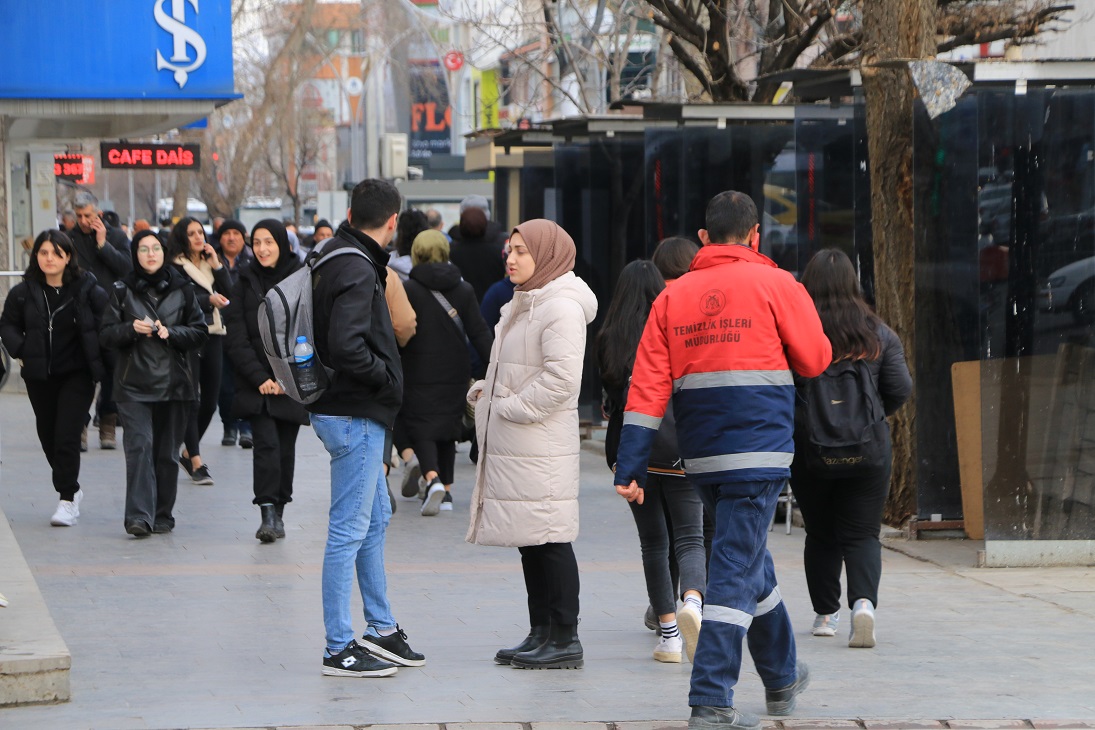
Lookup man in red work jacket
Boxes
[616,191,831,729]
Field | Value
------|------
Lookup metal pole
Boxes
[155,170,162,221]
[127,169,135,229]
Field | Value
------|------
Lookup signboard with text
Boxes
[54,154,86,181]
[101,142,201,170]
[0,1,235,100]
[409,62,452,162]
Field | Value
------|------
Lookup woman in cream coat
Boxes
[467,219,597,670]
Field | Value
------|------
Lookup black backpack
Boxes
[796,358,889,476]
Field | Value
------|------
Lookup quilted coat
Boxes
[465,271,598,548]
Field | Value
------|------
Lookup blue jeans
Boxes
[311,415,395,652]
[689,479,798,709]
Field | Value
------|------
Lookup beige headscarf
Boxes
[512,219,575,292]
[411,229,450,266]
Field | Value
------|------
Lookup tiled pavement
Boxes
[1,392,1094,730]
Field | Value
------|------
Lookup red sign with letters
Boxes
[54,154,85,181]
[100,142,201,170]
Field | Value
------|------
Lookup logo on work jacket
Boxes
[700,289,726,317]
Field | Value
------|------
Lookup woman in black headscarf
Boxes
[224,219,310,543]
[99,230,208,537]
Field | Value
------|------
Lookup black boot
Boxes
[273,504,286,539]
[510,623,583,669]
[256,504,278,543]
[494,625,549,665]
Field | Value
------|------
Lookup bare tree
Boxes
[643,1,1073,103]
[189,0,321,219]
[265,104,330,225]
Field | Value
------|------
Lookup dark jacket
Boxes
[399,262,493,440]
[172,257,233,330]
[224,260,310,425]
[99,268,208,402]
[308,223,403,425]
[449,234,506,304]
[68,223,132,286]
[0,272,108,382]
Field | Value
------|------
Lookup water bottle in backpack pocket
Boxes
[796,358,890,476]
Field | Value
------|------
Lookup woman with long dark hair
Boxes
[389,209,430,281]
[168,217,232,486]
[597,259,706,664]
[794,249,912,648]
[224,220,310,542]
[1,230,108,526]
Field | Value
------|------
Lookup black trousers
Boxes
[218,345,246,433]
[25,371,96,501]
[517,542,580,627]
[96,349,118,418]
[118,400,187,530]
[250,412,300,505]
[791,454,892,614]
[413,438,456,485]
[184,335,222,458]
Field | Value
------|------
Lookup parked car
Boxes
[1039,255,1095,325]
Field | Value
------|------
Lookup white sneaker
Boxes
[439,492,453,511]
[50,498,79,527]
[420,480,445,516]
[849,598,876,648]
[653,634,682,663]
[399,455,422,498]
[677,601,702,663]
[812,612,840,637]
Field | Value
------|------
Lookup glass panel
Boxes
[981,88,1095,540]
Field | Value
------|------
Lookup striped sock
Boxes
[684,594,703,612]
[659,620,680,639]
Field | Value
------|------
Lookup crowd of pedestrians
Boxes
[0,183,911,728]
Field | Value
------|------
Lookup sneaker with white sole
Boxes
[359,625,426,667]
[420,479,445,516]
[400,455,422,498]
[811,612,839,637]
[653,634,682,663]
[439,491,453,511]
[677,601,702,663]
[50,496,80,526]
[849,598,876,648]
[322,641,398,677]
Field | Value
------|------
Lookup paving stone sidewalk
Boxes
[1,392,1093,730]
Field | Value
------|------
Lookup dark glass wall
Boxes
[975,87,1095,540]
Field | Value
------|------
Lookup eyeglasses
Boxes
[137,246,163,254]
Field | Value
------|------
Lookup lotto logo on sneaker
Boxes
[342,656,357,668]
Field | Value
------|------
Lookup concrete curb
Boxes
[0,503,70,706]
[181,721,1095,730]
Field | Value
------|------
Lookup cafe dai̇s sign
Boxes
[101,142,201,170]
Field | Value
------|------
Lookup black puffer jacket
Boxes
[308,223,403,426]
[399,261,493,440]
[449,233,506,304]
[99,268,208,402]
[68,223,132,286]
[224,260,310,425]
[0,272,108,382]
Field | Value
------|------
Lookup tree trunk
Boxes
[861,0,935,526]
[171,170,191,221]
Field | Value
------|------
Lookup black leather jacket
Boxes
[99,268,208,402]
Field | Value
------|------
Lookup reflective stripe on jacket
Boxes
[615,244,831,487]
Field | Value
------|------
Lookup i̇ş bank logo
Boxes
[155,0,207,89]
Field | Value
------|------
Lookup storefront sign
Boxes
[101,142,201,170]
[409,63,452,161]
[54,154,86,181]
[0,1,235,100]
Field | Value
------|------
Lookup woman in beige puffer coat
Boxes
[466,219,597,670]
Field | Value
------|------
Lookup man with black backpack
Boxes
[614,191,832,729]
[308,179,425,678]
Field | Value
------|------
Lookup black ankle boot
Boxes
[510,623,583,669]
[494,625,549,665]
[256,504,278,543]
[273,504,286,538]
